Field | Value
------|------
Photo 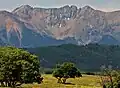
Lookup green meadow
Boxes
[21,74,102,88]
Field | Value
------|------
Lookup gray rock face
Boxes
[0,5,120,47]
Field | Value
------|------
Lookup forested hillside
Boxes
[26,44,120,71]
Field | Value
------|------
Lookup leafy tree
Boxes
[100,65,114,88]
[100,65,120,88]
[0,46,40,87]
[53,62,82,84]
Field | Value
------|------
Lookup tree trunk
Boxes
[109,75,113,88]
[8,82,11,87]
[1,81,5,87]
[5,81,8,87]
[8,80,12,87]
[11,81,17,88]
[103,85,106,88]
[57,78,62,83]
[62,78,67,84]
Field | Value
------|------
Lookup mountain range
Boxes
[1,5,120,47]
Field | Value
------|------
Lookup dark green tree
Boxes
[0,46,40,87]
[53,62,82,84]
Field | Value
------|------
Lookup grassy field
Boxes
[20,74,102,88]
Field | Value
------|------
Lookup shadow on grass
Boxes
[64,83,75,85]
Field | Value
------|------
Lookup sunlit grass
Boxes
[21,74,102,88]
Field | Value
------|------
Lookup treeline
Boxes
[26,44,120,71]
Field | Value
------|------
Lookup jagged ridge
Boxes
[0,5,120,47]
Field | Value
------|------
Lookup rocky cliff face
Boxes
[0,5,120,47]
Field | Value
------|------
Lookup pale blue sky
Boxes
[1,0,120,12]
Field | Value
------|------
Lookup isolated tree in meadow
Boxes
[0,46,40,87]
[53,62,82,84]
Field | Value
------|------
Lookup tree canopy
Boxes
[0,46,40,87]
[53,62,82,84]
[100,66,120,88]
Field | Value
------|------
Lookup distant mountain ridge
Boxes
[0,5,120,47]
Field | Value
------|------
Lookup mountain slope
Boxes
[99,35,120,45]
[26,44,120,71]
[1,5,120,47]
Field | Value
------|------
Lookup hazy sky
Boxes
[1,0,120,12]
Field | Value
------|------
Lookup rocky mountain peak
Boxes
[62,5,70,8]
[0,5,120,47]
[82,5,94,10]
[12,5,33,19]
[12,5,33,13]
[0,10,12,16]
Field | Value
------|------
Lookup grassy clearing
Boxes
[21,74,102,88]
